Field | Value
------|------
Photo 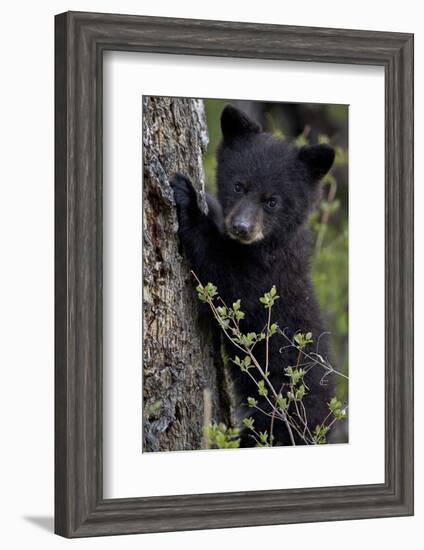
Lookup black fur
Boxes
[171,105,336,447]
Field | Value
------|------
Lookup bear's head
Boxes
[216,105,335,245]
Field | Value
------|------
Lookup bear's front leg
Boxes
[170,173,204,269]
[170,173,200,232]
[170,173,224,283]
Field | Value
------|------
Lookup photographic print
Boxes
[55,12,413,536]
[143,96,349,452]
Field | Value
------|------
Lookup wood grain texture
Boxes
[142,96,228,451]
[54,11,414,538]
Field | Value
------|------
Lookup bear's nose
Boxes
[232,220,251,237]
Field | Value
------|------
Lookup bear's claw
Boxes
[170,173,197,208]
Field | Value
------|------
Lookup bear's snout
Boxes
[231,218,252,239]
[226,202,264,245]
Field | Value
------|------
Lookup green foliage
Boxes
[295,133,309,147]
[233,355,253,372]
[196,282,218,302]
[243,417,255,429]
[258,431,269,445]
[312,224,349,402]
[313,424,330,444]
[293,332,314,350]
[272,128,285,140]
[285,366,306,385]
[328,397,347,420]
[259,285,279,308]
[295,384,306,400]
[318,134,331,145]
[236,331,263,348]
[334,146,349,167]
[276,394,288,412]
[312,396,347,444]
[287,384,307,402]
[204,423,241,449]
[195,277,348,448]
[247,397,258,408]
[269,323,278,336]
[309,128,349,405]
[216,298,246,328]
[203,99,227,192]
[257,380,268,397]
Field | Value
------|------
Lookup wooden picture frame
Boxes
[55,11,414,538]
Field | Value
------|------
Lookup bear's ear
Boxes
[298,144,335,181]
[221,105,261,144]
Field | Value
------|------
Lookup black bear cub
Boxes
[171,105,336,447]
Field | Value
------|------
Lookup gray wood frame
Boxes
[55,11,414,538]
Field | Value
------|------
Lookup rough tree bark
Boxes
[143,97,228,452]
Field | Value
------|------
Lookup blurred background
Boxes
[203,99,349,402]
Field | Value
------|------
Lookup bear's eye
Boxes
[233,182,243,193]
[265,197,277,208]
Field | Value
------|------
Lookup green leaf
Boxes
[219,318,230,329]
[257,380,268,397]
[204,422,240,449]
[295,384,306,400]
[235,310,245,321]
[259,431,268,444]
[217,306,227,317]
[241,332,257,348]
[334,408,347,421]
[313,423,330,444]
[276,394,288,411]
[269,323,278,336]
[295,134,309,147]
[293,331,313,350]
[205,282,218,298]
[285,366,306,386]
[293,333,302,345]
[318,134,330,145]
[247,397,258,408]
[240,355,253,372]
[328,397,342,413]
[243,417,255,429]
[259,287,279,309]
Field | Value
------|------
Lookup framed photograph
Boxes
[55,11,414,537]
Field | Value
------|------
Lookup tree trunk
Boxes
[142,96,226,452]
